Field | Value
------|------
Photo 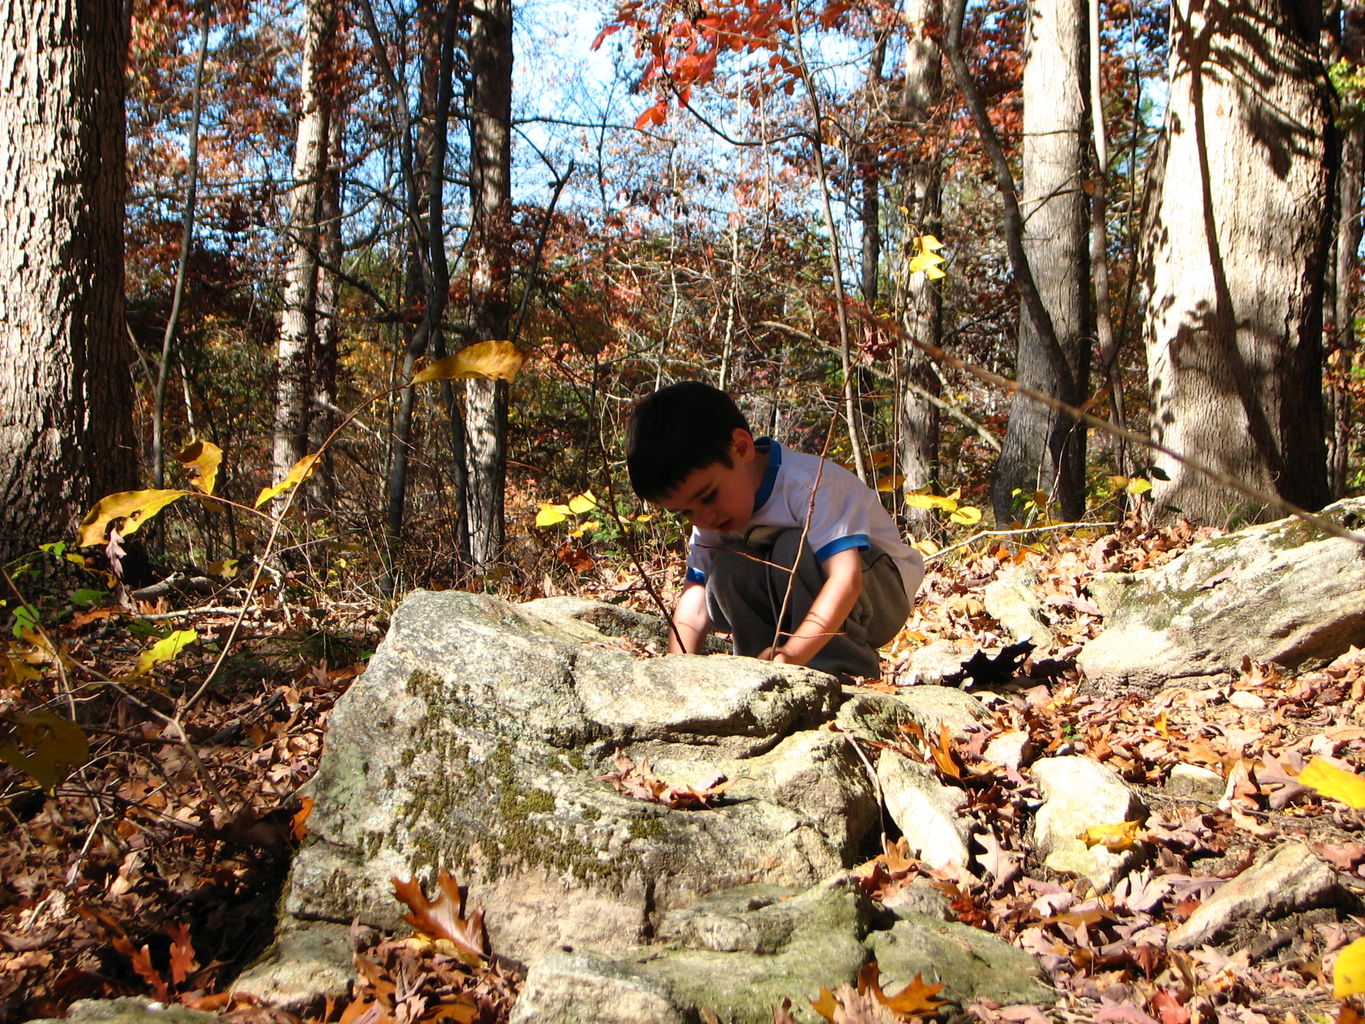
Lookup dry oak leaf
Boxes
[391,871,488,965]
[597,747,735,809]
[813,962,947,1022]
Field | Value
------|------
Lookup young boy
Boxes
[626,381,923,679]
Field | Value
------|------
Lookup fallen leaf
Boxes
[1300,757,1365,809]
[391,871,487,964]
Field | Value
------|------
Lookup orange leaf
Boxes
[391,870,488,963]
[167,921,197,986]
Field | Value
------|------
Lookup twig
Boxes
[927,521,1119,561]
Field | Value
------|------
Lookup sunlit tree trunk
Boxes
[273,0,337,493]
[896,0,943,536]
[991,0,1091,524]
[1144,0,1332,524]
[0,0,135,557]
[310,87,345,509]
[465,0,513,569]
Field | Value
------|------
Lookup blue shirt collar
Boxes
[753,437,781,512]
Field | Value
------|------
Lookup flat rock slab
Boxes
[1079,497,1365,690]
[1032,756,1146,892]
[1170,844,1340,949]
[29,1001,220,1024]
[270,592,856,971]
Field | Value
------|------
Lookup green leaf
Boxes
[0,710,89,793]
[69,589,108,608]
[78,489,190,547]
[411,341,526,384]
[132,629,198,678]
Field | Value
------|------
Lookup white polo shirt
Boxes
[683,439,924,599]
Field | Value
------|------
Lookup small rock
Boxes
[881,879,953,920]
[983,730,1031,771]
[1170,844,1339,949]
[1032,756,1146,891]
[876,750,970,869]
[1228,690,1267,711]
[1166,763,1225,802]
[900,640,973,687]
[231,919,354,1013]
[868,914,1054,1008]
[983,567,1056,648]
[510,951,686,1024]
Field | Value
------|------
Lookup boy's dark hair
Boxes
[626,381,750,500]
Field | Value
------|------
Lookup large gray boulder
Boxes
[1079,497,1365,690]
[267,592,861,972]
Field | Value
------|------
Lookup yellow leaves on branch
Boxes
[78,489,189,547]
[132,629,198,679]
[256,453,321,508]
[174,439,223,495]
[411,340,525,385]
[907,234,947,281]
[535,490,599,527]
[903,487,982,526]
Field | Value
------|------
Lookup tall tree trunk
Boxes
[896,0,944,535]
[991,0,1091,524]
[0,0,136,557]
[1143,0,1333,524]
[1326,2,1363,500]
[465,0,513,569]
[310,82,345,509]
[273,0,336,492]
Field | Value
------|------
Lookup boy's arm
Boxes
[668,581,711,654]
[762,547,863,667]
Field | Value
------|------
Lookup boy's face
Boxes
[653,428,763,534]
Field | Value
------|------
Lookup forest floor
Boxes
[2,516,1363,1024]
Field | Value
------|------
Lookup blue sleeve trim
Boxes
[684,567,708,585]
[815,534,869,562]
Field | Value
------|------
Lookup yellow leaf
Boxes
[905,489,959,512]
[411,341,525,384]
[912,538,941,556]
[207,558,239,579]
[133,629,198,678]
[0,710,89,793]
[1335,935,1365,998]
[567,491,599,514]
[909,235,948,280]
[569,520,600,538]
[536,504,571,527]
[917,234,944,252]
[949,504,983,526]
[875,474,905,493]
[1078,819,1144,851]
[1108,475,1130,490]
[256,453,321,508]
[1299,757,1365,809]
[634,512,654,522]
[1126,477,1153,496]
[174,439,223,495]
[77,490,189,547]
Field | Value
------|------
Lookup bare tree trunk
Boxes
[1143,0,1333,524]
[896,0,943,535]
[1326,3,1363,500]
[274,0,337,493]
[991,0,1091,524]
[310,81,345,509]
[465,0,514,569]
[0,0,136,557]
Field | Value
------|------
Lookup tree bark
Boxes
[0,0,136,557]
[991,0,1091,524]
[273,0,337,493]
[465,0,514,569]
[896,0,944,535]
[1143,0,1333,524]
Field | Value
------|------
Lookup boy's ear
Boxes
[730,427,756,462]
